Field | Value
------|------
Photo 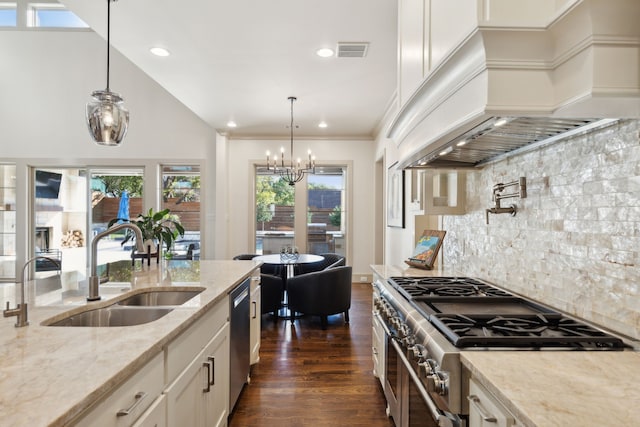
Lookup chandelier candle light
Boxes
[266,97,316,186]
[85,0,129,146]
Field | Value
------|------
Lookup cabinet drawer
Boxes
[468,378,518,427]
[132,394,166,427]
[74,352,164,427]
[166,298,229,383]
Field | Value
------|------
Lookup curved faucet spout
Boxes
[88,223,146,301]
[4,256,60,327]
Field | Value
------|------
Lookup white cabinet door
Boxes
[165,323,230,427]
[205,323,230,427]
[250,278,261,365]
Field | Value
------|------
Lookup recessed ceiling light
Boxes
[318,121,328,128]
[227,121,237,128]
[150,47,170,57]
[494,118,508,127]
[316,47,334,58]
[456,139,467,147]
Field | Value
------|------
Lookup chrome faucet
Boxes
[88,223,146,301]
[4,256,60,327]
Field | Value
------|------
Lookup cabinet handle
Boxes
[252,301,257,319]
[116,391,147,417]
[208,356,215,385]
[468,395,497,423]
[203,362,212,393]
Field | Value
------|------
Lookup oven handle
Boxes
[390,338,461,427]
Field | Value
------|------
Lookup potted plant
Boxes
[109,208,185,257]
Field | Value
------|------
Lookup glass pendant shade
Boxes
[86,89,129,146]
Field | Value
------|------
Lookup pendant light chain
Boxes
[106,0,111,91]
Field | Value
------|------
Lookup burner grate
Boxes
[431,313,626,349]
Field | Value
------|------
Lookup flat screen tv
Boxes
[35,170,62,199]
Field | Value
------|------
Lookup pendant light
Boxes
[266,97,316,186]
[86,0,129,146]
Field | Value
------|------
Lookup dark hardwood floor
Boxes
[229,282,395,427]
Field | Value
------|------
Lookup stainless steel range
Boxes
[372,276,627,427]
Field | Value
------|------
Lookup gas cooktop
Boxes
[387,276,626,350]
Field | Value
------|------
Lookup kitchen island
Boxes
[0,259,260,426]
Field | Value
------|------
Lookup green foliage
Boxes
[108,208,185,251]
[256,177,276,224]
[163,176,201,203]
[328,206,341,227]
[96,176,143,197]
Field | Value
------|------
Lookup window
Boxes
[0,3,16,27]
[27,3,88,28]
[306,167,347,257]
[161,165,201,260]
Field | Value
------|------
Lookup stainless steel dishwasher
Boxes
[229,277,250,413]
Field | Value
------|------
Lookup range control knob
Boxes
[427,370,449,396]
[418,358,438,376]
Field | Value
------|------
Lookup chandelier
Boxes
[85,0,129,146]
[266,97,315,186]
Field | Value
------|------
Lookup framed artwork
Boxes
[387,163,405,228]
[405,230,446,270]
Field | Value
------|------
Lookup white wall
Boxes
[1,30,214,159]
[1,29,217,266]
[225,137,376,277]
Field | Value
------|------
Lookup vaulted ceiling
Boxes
[62,0,398,139]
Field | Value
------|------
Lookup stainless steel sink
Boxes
[45,288,205,327]
[116,290,202,306]
[47,306,175,327]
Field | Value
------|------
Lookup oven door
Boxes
[391,339,463,427]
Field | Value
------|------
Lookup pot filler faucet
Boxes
[4,256,60,327]
[486,177,527,224]
[88,223,146,301]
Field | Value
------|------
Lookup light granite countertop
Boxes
[371,264,640,426]
[462,351,640,427]
[0,259,260,427]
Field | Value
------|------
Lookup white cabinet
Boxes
[468,378,523,427]
[165,296,230,427]
[73,352,165,427]
[372,311,385,384]
[250,274,261,365]
[165,323,230,427]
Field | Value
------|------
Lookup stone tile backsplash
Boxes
[442,119,640,340]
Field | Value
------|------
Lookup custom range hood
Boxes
[389,0,640,169]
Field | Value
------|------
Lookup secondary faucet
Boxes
[88,223,146,301]
[485,177,527,224]
[4,256,60,327]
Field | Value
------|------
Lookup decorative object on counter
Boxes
[85,0,130,146]
[387,162,405,228]
[265,96,316,186]
[108,208,185,264]
[280,245,299,262]
[4,256,60,327]
[404,229,445,270]
[485,176,527,224]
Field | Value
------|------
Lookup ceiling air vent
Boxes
[337,42,369,58]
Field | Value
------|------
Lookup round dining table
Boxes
[253,253,324,279]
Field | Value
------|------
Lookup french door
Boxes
[254,165,348,259]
